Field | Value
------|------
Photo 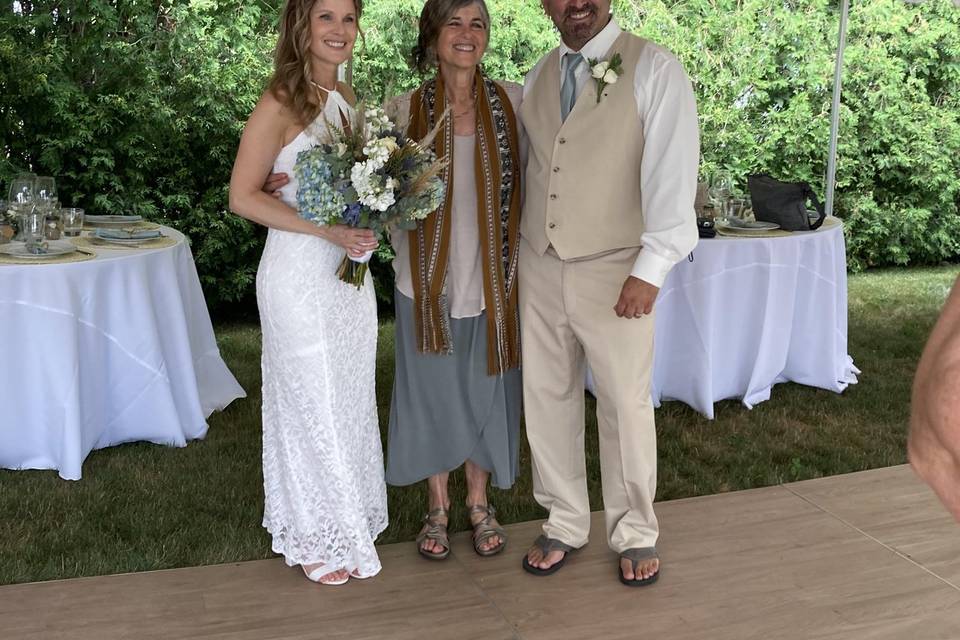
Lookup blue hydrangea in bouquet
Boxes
[295,104,447,288]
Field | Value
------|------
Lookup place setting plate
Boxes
[715,220,781,235]
[84,214,143,226]
[89,235,155,246]
[0,240,79,259]
[83,215,161,232]
[72,226,176,251]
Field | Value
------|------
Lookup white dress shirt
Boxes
[523,17,700,288]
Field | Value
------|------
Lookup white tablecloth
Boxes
[0,227,246,479]
[590,221,859,418]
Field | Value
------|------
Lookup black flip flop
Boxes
[521,535,576,576]
[618,547,660,587]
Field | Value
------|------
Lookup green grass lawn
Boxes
[1,267,957,586]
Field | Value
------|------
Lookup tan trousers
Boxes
[519,237,659,552]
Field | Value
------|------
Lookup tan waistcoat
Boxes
[520,32,647,259]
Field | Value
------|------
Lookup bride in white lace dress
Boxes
[228,0,387,586]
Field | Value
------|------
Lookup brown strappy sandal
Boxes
[467,504,508,557]
[416,507,450,561]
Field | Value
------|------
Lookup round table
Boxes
[0,226,246,479]
[589,220,859,418]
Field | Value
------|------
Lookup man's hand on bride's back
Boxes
[263,172,290,198]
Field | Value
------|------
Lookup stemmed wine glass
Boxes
[8,174,36,210]
[34,176,57,210]
[708,172,736,224]
[7,174,38,243]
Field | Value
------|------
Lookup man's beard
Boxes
[560,3,601,46]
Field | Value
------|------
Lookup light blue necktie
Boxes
[560,52,584,122]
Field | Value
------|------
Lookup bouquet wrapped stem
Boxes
[295,103,448,288]
[337,250,373,289]
[337,260,367,288]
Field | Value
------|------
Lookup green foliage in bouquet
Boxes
[294,105,447,287]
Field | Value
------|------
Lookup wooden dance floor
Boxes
[4,465,959,639]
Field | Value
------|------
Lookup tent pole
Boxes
[826,0,850,217]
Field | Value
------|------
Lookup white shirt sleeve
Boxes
[630,47,700,288]
[501,81,528,205]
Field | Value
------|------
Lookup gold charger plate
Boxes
[72,234,178,251]
[83,220,161,232]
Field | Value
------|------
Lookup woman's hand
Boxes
[325,225,378,257]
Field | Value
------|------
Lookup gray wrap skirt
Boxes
[385,291,521,489]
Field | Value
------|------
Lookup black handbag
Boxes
[747,174,826,232]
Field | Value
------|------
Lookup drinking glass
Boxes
[709,172,736,223]
[34,176,57,215]
[8,176,36,209]
[44,213,62,240]
[61,208,84,237]
[35,176,56,198]
[20,210,48,254]
[729,195,752,221]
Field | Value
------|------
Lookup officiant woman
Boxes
[384,0,523,562]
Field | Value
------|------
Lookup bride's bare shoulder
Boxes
[245,89,303,145]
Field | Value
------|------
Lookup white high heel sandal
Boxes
[303,565,349,586]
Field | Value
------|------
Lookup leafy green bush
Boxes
[0,0,277,306]
[624,0,960,270]
[2,0,958,313]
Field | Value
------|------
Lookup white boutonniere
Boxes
[588,52,623,104]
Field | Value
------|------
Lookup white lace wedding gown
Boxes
[257,93,387,578]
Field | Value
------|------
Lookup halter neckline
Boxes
[311,81,340,95]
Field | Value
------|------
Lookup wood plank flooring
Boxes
[3,465,958,640]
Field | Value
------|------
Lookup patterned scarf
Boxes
[406,72,521,375]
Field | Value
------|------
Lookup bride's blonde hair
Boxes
[268,0,363,124]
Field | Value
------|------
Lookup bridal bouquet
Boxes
[295,104,447,288]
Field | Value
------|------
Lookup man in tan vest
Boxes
[519,0,699,586]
